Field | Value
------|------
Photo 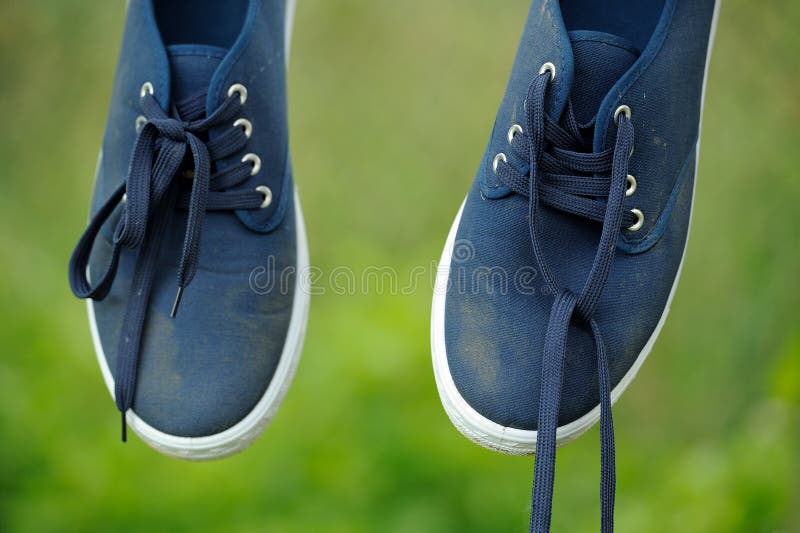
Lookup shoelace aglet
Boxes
[170,286,185,318]
[121,411,127,443]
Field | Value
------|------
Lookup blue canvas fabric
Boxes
[442,0,716,530]
[69,0,298,439]
[167,45,225,102]
[567,31,639,124]
[560,0,666,52]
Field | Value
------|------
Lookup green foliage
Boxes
[0,1,797,531]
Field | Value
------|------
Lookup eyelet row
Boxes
[134,82,271,210]
[492,124,524,176]
[491,62,559,177]
[227,84,269,208]
[135,82,154,133]
[615,104,643,232]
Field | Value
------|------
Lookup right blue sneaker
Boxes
[432,0,719,530]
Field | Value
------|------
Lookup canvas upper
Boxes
[69,0,302,443]
[445,0,716,437]
[437,0,717,530]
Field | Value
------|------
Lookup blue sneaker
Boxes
[69,0,308,460]
[431,0,719,529]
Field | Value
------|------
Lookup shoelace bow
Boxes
[69,86,270,440]
[495,68,636,533]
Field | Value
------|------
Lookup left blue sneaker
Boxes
[432,0,719,529]
[69,0,308,460]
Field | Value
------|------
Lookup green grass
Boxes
[0,1,798,531]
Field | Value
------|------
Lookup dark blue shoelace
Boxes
[69,87,269,440]
[495,70,636,533]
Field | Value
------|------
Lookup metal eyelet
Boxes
[135,115,148,133]
[627,209,645,232]
[140,82,154,99]
[121,193,128,204]
[626,175,637,197]
[492,153,507,174]
[614,105,631,124]
[256,185,273,209]
[234,118,253,139]
[539,62,556,81]
[507,124,523,144]
[227,83,248,105]
[242,153,261,176]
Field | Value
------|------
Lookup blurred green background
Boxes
[1,1,798,531]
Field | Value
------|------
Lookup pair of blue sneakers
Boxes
[69,1,719,530]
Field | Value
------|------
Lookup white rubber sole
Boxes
[430,1,720,456]
[86,0,307,461]
[284,0,296,63]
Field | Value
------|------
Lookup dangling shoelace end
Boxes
[121,411,128,443]
[493,68,632,533]
[170,286,185,318]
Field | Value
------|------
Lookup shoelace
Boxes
[494,64,637,533]
[69,83,271,440]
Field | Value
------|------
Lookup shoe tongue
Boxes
[568,31,640,124]
[166,44,227,104]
